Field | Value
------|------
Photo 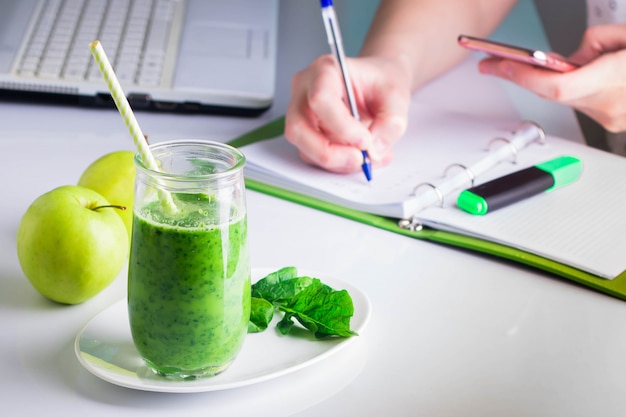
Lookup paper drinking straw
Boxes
[89,40,176,211]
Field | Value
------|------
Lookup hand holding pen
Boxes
[283,2,412,177]
[319,0,371,181]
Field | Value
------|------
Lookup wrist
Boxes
[358,51,415,91]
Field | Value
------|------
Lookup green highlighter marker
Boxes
[457,155,583,215]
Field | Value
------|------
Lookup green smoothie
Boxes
[128,195,250,378]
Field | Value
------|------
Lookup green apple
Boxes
[16,185,129,304]
[78,150,136,241]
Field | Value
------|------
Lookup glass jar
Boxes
[128,140,250,379]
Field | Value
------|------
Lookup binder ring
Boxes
[486,136,518,163]
[411,182,444,207]
[443,163,475,187]
[518,120,546,145]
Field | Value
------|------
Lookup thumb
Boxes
[570,23,626,64]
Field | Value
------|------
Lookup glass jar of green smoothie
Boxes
[128,140,250,379]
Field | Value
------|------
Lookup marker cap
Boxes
[535,155,582,191]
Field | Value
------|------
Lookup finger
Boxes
[478,58,575,100]
[480,55,626,107]
[306,58,372,148]
[284,100,362,173]
[298,140,365,174]
[569,24,626,63]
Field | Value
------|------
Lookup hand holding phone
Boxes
[458,34,579,73]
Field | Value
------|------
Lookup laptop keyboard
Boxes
[16,0,178,86]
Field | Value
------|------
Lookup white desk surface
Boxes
[2,2,626,417]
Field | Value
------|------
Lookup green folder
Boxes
[229,117,626,301]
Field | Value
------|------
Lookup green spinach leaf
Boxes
[251,266,313,302]
[248,297,274,333]
[248,267,358,339]
[277,279,357,338]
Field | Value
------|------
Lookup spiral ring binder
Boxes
[398,120,547,231]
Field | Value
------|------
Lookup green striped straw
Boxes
[89,40,176,212]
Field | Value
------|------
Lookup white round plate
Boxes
[74,267,371,393]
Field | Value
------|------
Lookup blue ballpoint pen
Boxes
[319,0,372,182]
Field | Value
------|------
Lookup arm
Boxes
[361,0,517,90]
[284,0,517,174]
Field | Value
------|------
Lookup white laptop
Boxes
[0,0,278,116]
